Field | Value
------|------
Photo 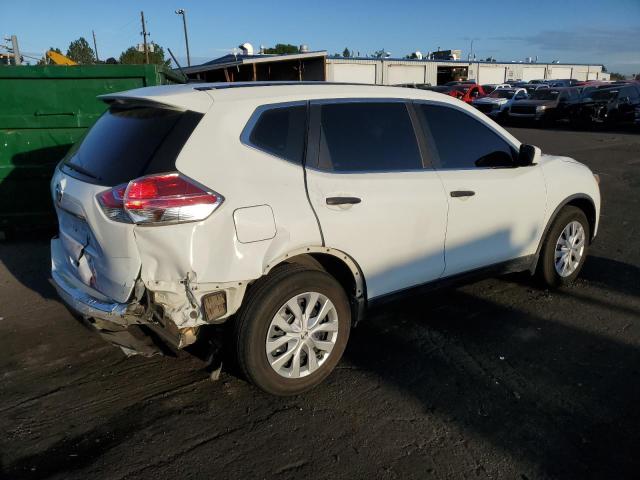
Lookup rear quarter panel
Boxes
[133,99,322,286]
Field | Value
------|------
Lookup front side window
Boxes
[317,102,422,172]
[419,104,516,169]
[247,104,307,164]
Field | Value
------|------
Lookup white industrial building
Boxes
[326,57,609,85]
[183,45,609,85]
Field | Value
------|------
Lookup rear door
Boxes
[52,103,202,302]
[304,100,449,299]
[415,102,547,276]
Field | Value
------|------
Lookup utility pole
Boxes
[175,9,191,67]
[92,30,100,62]
[140,11,149,64]
[11,35,21,65]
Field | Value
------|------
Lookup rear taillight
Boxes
[97,183,130,223]
[125,173,221,225]
[97,173,222,225]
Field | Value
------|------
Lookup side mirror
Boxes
[516,144,537,166]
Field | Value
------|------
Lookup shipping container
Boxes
[0,64,182,231]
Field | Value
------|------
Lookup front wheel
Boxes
[537,206,590,288]
[234,263,351,395]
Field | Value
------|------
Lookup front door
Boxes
[416,102,547,276]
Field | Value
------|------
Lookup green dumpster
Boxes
[0,64,183,231]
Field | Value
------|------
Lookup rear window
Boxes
[61,104,202,186]
[247,104,307,164]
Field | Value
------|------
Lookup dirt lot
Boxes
[1,127,639,480]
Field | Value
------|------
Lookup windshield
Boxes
[452,85,471,92]
[530,90,560,100]
[489,90,515,99]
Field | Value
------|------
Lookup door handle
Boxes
[450,190,475,198]
[326,196,361,206]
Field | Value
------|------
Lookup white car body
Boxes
[51,82,601,354]
[473,88,528,118]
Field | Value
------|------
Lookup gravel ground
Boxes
[1,127,639,480]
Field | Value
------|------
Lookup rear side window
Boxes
[317,102,422,172]
[419,104,516,169]
[62,105,202,186]
[247,104,307,164]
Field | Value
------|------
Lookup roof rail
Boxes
[193,81,383,91]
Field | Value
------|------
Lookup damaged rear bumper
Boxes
[51,237,146,327]
[51,236,242,356]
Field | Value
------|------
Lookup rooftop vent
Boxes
[239,42,254,55]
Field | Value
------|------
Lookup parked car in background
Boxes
[546,79,580,87]
[444,80,476,86]
[572,84,640,127]
[473,87,528,119]
[509,87,581,123]
[481,83,511,94]
[422,84,486,103]
[522,83,550,94]
[395,82,433,90]
[448,83,486,103]
[50,82,601,395]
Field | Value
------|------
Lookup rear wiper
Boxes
[62,161,100,180]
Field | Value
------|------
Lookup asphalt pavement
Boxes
[1,126,639,480]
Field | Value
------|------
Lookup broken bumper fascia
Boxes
[52,236,244,333]
[51,268,144,326]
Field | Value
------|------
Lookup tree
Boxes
[263,44,300,55]
[342,48,351,58]
[37,47,61,65]
[66,37,95,64]
[119,43,170,66]
[372,48,388,59]
[609,72,626,81]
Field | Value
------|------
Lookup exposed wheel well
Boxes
[565,197,596,241]
[283,253,363,299]
[278,251,367,326]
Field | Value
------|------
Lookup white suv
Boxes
[51,82,601,395]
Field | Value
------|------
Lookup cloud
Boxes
[492,27,640,55]
[489,27,640,73]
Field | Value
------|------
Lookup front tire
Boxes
[234,263,351,395]
[537,206,590,288]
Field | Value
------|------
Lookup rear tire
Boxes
[537,206,590,288]
[234,263,351,395]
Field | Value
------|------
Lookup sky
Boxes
[2,0,639,74]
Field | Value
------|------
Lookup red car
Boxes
[447,84,486,103]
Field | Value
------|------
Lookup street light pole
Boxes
[175,9,191,67]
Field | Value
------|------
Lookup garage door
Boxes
[328,63,376,84]
[548,67,573,79]
[387,65,424,85]
[478,66,506,84]
[521,66,546,81]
